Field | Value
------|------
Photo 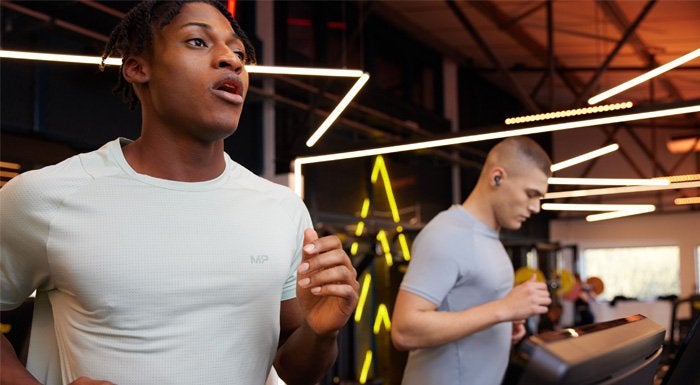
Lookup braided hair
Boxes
[100,0,257,110]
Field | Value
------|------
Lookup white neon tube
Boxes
[305,73,370,147]
[547,177,669,186]
[550,144,619,172]
[544,181,700,199]
[542,203,656,211]
[588,48,700,105]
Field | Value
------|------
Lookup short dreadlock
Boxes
[100,0,257,110]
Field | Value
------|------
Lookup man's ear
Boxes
[490,167,506,188]
[122,56,150,84]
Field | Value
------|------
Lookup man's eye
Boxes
[233,49,246,61]
[187,38,208,47]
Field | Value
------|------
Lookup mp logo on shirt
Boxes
[250,255,269,264]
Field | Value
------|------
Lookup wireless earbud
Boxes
[494,175,501,186]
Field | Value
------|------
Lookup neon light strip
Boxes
[542,203,656,222]
[542,203,655,211]
[548,177,669,186]
[588,48,700,105]
[293,104,700,196]
[373,303,392,334]
[544,181,700,199]
[550,144,619,172]
[586,206,655,222]
[354,273,372,323]
[376,230,393,267]
[359,350,373,384]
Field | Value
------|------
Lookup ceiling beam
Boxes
[445,0,540,113]
[596,0,683,101]
[467,0,586,99]
[574,0,658,106]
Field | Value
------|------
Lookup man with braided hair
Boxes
[0,1,358,384]
[391,136,553,385]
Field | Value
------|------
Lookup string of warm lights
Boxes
[674,197,700,205]
[505,102,633,125]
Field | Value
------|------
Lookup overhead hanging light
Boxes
[548,177,669,186]
[550,143,619,172]
[588,48,700,105]
[541,203,656,222]
[505,102,633,125]
[293,103,700,196]
[544,181,700,199]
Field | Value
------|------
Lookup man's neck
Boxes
[462,193,499,231]
[122,135,226,182]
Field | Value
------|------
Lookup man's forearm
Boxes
[1,334,41,385]
[274,322,339,385]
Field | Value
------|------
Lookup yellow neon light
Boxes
[359,350,373,384]
[354,273,372,322]
[355,221,366,237]
[370,156,401,223]
[350,242,359,256]
[398,233,411,261]
[373,303,392,334]
[360,198,371,218]
[377,230,393,267]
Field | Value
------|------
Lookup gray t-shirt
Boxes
[399,205,514,385]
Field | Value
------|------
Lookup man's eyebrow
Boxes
[180,22,242,40]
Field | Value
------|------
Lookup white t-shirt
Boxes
[1,138,312,385]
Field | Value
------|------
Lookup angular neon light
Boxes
[305,73,370,147]
[373,303,392,334]
[588,48,700,105]
[0,50,368,148]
